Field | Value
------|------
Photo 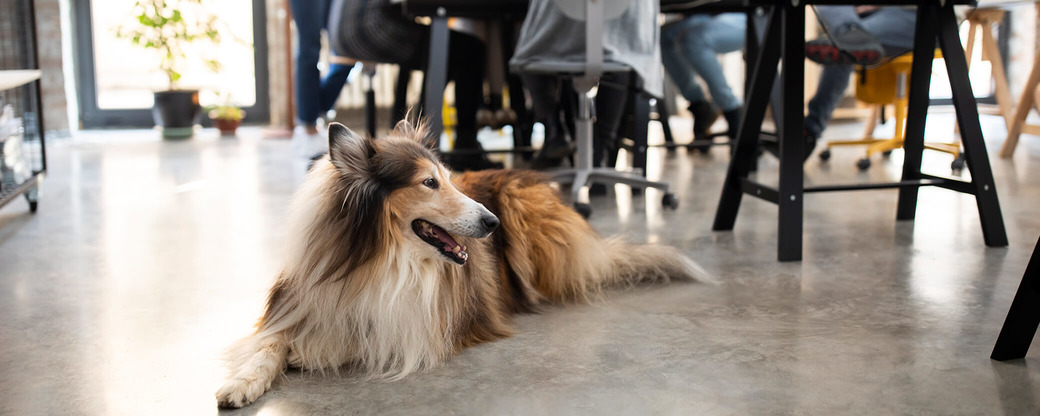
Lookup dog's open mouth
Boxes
[412,219,468,265]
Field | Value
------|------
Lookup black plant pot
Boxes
[153,90,202,139]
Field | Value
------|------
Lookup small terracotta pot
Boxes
[214,118,242,136]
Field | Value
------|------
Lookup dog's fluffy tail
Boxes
[599,236,710,286]
[215,333,288,408]
[493,178,709,303]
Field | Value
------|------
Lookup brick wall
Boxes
[33,0,68,133]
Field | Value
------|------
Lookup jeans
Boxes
[290,0,354,127]
[660,13,745,112]
[805,6,917,137]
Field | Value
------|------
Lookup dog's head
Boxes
[326,121,498,266]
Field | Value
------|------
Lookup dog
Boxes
[215,120,706,407]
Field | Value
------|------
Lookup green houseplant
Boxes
[208,103,245,135]
[116,0,221,138]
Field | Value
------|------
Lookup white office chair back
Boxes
[552,0,630,21]
[549,0,632,79]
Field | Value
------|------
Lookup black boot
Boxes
[723,108,742,140]
[687,100,718,153]
[530,116,572,169]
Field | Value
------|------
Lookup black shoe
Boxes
[531,137,573,170]
[722,108,742,141]
[760,131,818,163]
[687,101,719,152]
[806,24,884,66]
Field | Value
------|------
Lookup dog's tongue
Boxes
[431,226,467,260]
[415,220,468,263]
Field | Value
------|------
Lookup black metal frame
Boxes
[991,235,1040,361]
[712,0,1008,262]
[73,0,270,128]
[0,0,46,212]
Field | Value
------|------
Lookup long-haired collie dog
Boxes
[216,120,706,407]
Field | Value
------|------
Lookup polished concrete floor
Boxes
[2,114,1040,415]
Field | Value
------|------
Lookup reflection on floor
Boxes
[1,114,1039,415]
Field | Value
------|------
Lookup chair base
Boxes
[545,76,676,217]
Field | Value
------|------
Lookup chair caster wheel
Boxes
[951,157,965,173]
[819,149,831,161]
[856,158,871,171]
[574,202,592,218]
[662,193,679,210]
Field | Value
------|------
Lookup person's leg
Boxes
[593,72,630,168]
[682,13,745,113]
[661,16,710,105]
[442,30,502,170]
[804,63,854,138]
[318,62,355,115]
[805,7,916,138]
[812,6,863,34]
[857,7,917,51]
[662,16,716,148]
[807,6,884,65]
[522,73,571,168]
[289,0,324,131]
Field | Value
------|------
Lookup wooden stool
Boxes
[819,51,963,171]
[964,7,1040,158]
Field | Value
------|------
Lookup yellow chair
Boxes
[818,51,964,171]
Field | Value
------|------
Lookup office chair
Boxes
[514,0,678,217]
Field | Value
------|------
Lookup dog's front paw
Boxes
[215,377,268,408]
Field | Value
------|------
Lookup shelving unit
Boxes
[0,0,46,213]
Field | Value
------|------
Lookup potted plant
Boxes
[208,103,245,136]
[116,0,221,139]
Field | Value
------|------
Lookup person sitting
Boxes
[328,0,501,171]
[510,0,664,173]
[762,5,915,162]
[660,13,746,152]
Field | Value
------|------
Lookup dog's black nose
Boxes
[482,214,500,233]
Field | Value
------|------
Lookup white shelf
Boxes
[0,70,42,91]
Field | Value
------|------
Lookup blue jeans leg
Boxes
[319,63,355,114]
[291,0,350,127]
[661,15,712,105]
[805,63,853,137]
[679,13,745,111]
[805,7,916,136]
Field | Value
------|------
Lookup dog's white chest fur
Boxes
[284,254,450,379]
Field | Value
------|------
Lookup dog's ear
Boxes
[328,122,372,173]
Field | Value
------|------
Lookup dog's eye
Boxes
[422,177,439,189]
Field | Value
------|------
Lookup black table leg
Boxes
[935,4,1008,247]
[776,3,805,262]
[391,66,411,128]
[424,14,450,146]
[713,7,781,231]
[992,236,1040,360]
[364,75,377,138]
[896,4,937,221]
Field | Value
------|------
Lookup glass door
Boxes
[74,0,268,128]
